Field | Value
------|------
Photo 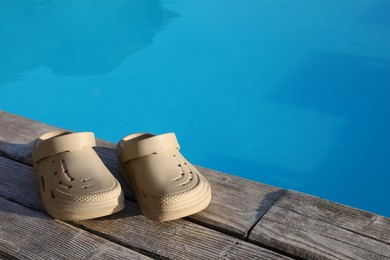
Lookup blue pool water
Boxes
[1,1,389,217]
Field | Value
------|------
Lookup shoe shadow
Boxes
[0,140,35,164]
[0,139,49,219]
[95,146,136,200]
[255,189,287,221]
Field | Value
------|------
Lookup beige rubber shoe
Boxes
[32,131,124,220]
[116,133,211,221]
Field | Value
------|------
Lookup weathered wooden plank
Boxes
[187,166,286,237]
[0,155,291,260]
[248,191,390,260]
[0,110,284,238]
[0,155,42,210]
[0,196,149,260]
[3,111,390,259]
[76,202,291,260]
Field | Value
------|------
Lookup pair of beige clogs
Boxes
[32,131,211,221]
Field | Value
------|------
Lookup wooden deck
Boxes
[0,110,389,259]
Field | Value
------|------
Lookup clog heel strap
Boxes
[33,131,96,163]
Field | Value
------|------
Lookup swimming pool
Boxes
[1,0,389,217]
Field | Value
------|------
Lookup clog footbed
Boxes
[32,131,124,220]
[116,133,211,221]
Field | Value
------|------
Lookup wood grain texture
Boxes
[0,156,42,210]
[0,110,284,238]
[0,196,149,260]
[0,111,60,163]
[248,190,390,260]
[0,156,291,260]
[187,167,286,238]
[76,202,291,260]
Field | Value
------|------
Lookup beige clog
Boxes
[116,133,211,221]
[32,131,124,220]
